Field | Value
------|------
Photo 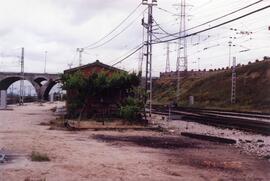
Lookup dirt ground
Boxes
[151,114,270,158]
[0,103,270,181]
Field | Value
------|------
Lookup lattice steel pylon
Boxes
[138,51,143,75]
[231,57,237,104]
[142,0,157,117]
[19,47,24,105]
[176,0,188,103]
[138,13,145,75]
[165,42,170,72]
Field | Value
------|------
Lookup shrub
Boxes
[120,97,142,122]
[120,105,140,122]
[30,151,50,162]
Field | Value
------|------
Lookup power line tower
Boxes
[176,0,188,103]
[67,63,73,69]
[231,57,237,104]
[165,42,170,72]
[44,51,47,73]
[138,13,145,76]
[19,47,24,105]
[77,48,84,66]
[228,28,252,67]
[142,0,157,117]
[228,28,237,68]
[138,51,143,75]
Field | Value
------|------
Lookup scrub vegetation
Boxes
[153,60,270,112]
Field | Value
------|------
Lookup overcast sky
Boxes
[0,0,269,76]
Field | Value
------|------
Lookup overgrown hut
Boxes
[63,60,141,119]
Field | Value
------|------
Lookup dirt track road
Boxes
[0,103,270,181]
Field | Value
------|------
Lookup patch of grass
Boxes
[48,118,69,131]
[50,106,57,112]
[30,151,50,162]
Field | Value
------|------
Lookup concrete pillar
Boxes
[60,93,63,101]
[189,96,194,106]
[50,93,54,103]
[0,90,7,109]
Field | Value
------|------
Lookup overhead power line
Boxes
[156,6,176,15]
[152,5,270,44]
[153,19,178,37]
[83,3,142,49]
[111,44,144,66]
[84,8,146,50]
[154,0,265,41]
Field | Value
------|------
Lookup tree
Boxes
[61,71,88,118]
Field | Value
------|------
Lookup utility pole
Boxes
[77,48,84,66]
[11,84,14,96]
[228,40,235,68]
[228,41,231,68]
[142,0,157,117]
[228,28,252,67]
[176,0,188,104]
[138,51,143,75]
[138,13,145,76]
[197,57,200,71]
[228,28,236,68]
[68,63,73,69]
[19,47,24,105]
[165,42,170,72]
[44,51,47,73]
[231,57,237,104]
[28,86,32,96]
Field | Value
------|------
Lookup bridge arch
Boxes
[41,79,59,100]
[34,76,48,86]
[0,76,41,96]
[0,76,22,90]
[0,72,61,101]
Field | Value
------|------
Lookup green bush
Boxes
[30,151,50,162]
[120,97,143,122]
[120,105,140,122]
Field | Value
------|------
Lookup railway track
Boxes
[152,105,270,136]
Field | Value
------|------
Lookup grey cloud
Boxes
[54,0,139,25]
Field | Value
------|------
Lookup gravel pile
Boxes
[152,114,270,160]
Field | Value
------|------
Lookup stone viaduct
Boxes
[0,72,61,101]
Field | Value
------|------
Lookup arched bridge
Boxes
[0,72,61,100]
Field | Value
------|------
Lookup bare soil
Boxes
[0,103,270,181]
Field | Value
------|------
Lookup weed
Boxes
[30,151,50,162]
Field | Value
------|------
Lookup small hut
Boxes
[63,60,126,118]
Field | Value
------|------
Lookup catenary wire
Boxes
[83,3,142,49]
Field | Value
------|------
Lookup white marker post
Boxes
[50,93,54,103]
[0,90,7,109]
